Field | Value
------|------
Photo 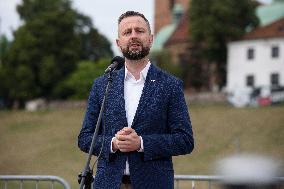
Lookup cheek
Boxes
[118,42,128,50]
[119,39,128,46]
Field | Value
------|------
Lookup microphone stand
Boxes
[78,70,114,189]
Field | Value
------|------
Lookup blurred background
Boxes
[0,0,283,188]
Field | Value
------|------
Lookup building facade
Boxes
[154,0,189,34]
[226,18,284,106]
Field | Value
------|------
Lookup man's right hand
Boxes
[114,127,141,152]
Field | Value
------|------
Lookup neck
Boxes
[125,57,149,80]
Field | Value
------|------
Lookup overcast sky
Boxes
[0,0,271,55]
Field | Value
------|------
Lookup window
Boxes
[271,73,279,86]
[246,75,254,87]
[271,46,279,58]
[247,48,254,60]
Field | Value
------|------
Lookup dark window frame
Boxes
[246,75,255,87]
[247,48,254,60]
[271,46,279,58]
[271,73,279,87]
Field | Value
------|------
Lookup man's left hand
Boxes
[115,127,141,152]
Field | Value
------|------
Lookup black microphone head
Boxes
[111,56,125,70]
[105,56,125,73]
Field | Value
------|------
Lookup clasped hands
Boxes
[112,127,141,152]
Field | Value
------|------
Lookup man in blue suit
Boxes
[78,11,194,189]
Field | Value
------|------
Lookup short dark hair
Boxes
[118,11,151,33]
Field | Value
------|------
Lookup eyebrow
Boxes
[121,27,147,34]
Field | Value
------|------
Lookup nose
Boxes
[130,29,139,39]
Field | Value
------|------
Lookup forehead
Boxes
[118,16,148,30]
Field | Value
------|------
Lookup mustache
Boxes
[128,39,142,46]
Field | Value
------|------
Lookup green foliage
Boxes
[150,50,182,79]
[79,27,114,61]
[187,62,206,90]
[0,35,10,63]
[0,0,113,108]
[0,65,10,99]
[75,13,113,61]
[189,0,259,87]
[0,35,11,105]
[5,0,80,102]
[60,59,110,99]
[17,0,73,21]
[11,65,36,100]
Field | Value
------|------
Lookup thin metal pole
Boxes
[51,181,54,189]
[35,180,38,189]
[79,72,113,189]
[20,180,23,189]
[176,179,179,189]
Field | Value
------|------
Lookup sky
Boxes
[0,0,154,55]
[0,0,272,55]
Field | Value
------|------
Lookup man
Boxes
[78,11,194,189]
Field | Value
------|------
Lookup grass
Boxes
[0,103,283,189]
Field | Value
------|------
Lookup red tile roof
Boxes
[165,11,191,46]
[243,17,284,40]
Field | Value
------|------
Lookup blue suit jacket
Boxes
[78,64,194,189]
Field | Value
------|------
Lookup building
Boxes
[256,0,284,26]
[152,0,211,90]
[226,18,284,107]
[154,0,189,35]
[152,3,185,54]
[152,0,230,91]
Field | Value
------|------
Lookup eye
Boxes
[137,29,145,33]
[122,30,131,36]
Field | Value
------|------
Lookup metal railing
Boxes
[175,175,222,189]
[174,175,284,189]
[1,174,283,189]
[0,175,70,189]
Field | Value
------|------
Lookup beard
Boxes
[120,40,150,60]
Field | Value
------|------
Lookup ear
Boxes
[116,38,123,52]
[116,38,120,48]
[149,34,154,47]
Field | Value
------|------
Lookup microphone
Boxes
[105,56,125,73]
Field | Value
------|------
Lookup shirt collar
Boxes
[124,61,151,81]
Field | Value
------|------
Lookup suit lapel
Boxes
[108,68,128,127]
[131,64,160,127]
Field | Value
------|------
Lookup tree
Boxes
[150,50,182,79]
[4,0,80,107]
[57,59,110,99]
[0,35,12,107]
[189,0,259,88]
[76,13,113,61]
[1,0,113,108]
[0,35,10,65]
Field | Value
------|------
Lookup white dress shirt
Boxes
[111,61,151,175]
[124,62,150,128]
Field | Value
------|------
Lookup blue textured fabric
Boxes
[78,64,194,189]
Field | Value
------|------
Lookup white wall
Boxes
[226,37,284,93]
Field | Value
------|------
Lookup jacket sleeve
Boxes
[142,80,194,161]
[77,79,113,161]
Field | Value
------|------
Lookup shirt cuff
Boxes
[137,136,144,152]
[110,137,117,153]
